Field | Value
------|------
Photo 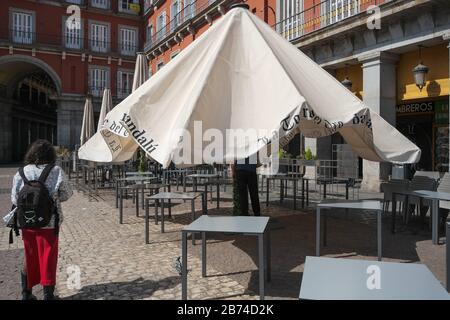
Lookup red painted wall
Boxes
[147,0,275,73]
[0,0,143,96]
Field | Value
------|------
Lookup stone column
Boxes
[358,52,399,192]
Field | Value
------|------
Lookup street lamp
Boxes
[413,46,429,92]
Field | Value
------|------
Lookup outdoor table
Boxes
[204,178,233,209]
[115,176,158,208]
[118,182,167,224]
[392,190,450,245]
[265,175,309,209]
[185,173,220,208]
[259,172,286,193]
[181,215,271,300]
[317,177,353,200]
[299,256,449,300]
[316,200,383,261]
[145,192,205,244]
[118,184,145,223]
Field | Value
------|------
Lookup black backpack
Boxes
[14,164,59,230]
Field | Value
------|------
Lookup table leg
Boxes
[191,199,196,245]
[119,188,123,224]
[280,179,283,203]
[266,178,269,207]
[194,178,197,192]
[161,199,165,233]
[301,179,305,209]
[293,179,297,210]
[323,182,327,199]
[115,181,119,208]
[346,182,349,200]
[182,231,188,300]
[141,186,145,210]
[168,184,172,218]
[266,230,271,283]
[432,199,439,245]
[136,188,139,217]
[392,193,397,234]
[202,232,206,277]
[145,199,149,244]
[306,180,309,206]
[154,199,159,225]
[377,209,382,261]
[316,207,321,256]
[323,211,327,247]
[216,183,220,209]
[258,233,265,300]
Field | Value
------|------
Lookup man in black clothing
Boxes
[234,157,261,216]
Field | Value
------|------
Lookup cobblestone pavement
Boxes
[0,166,448,300]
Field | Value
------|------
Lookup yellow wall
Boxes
[397,44,449,102]
[335,64,363,99]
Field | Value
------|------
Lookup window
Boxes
[12,11,33,44]
[184,0,196,20]
[90,22,108,53]
[119,0,140,14]
[170,0,183,32]
[146,24,153,45]
[91,0,109,9]
[328,0,359,25]
[156,11,167,42]
[156,61,164,71]
[65,0,82,4]
[64,18,83,49]
[279,0,304,41]
[120,27,137,56]
[117,70,134,98]
[90,67,109,97]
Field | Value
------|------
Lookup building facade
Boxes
[144,0,450,190]
[273,0,450,190]
[143,0,277,73]
[0,0,144,162]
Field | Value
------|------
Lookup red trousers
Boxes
[22,229,59,288]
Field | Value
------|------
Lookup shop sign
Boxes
[396,102,434,114]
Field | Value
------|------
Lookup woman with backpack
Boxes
[10,139,73,300]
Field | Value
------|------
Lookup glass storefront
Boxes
[396,98,449,172]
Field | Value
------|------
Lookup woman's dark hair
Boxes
[24,139,56,165]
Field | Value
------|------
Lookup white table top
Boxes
[184,215,270,234]
[413,190,450,201]
[117,176,157,181]
[147,192,203,200]
[186,173,220,178]
[317,200,382,211]
[299,257,449,300]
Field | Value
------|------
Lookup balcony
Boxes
[273,0,394,42]
[144,0,224,54]
[1,29,139,58]
[118,0,141,15]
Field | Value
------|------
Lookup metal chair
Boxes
[381,180,409,215]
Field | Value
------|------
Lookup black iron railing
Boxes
[273,0,393,42]
[145,0,220,52]
[2,29,139,56]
